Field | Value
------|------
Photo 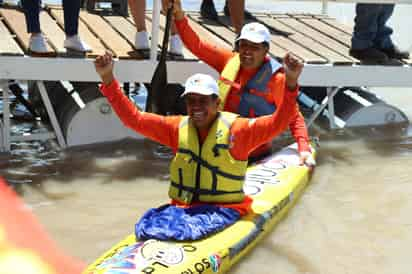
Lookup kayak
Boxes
[84,143,315,274]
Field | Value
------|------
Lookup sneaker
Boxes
[349,47,388,63]
[134,31,149,50]
[382,58,404,66]
[134,31,150,59]
[381,46,410,60]
[350,47,403,65]
[200,0,218,21]
[64,35,91,52]
[29,34,48,53]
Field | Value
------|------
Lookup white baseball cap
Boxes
[181,73,219,97]
[236,22,271,44]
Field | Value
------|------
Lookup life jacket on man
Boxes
[218,54,282,159]
[169,111,247,204]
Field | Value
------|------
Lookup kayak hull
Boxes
[84,143,315,274]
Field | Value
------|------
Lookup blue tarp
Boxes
[135,204,240,241]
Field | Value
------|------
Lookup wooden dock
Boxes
[1,4,411,65]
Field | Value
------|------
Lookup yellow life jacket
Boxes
[169,112,247,204]
[218,54,241,110]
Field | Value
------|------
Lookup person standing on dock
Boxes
[349,4,410,65]
[94,51,302,240]
[167,0,314,166]
[21,0,91,54]
[128,0,183,59]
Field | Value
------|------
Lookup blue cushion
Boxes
[135,204,240,241]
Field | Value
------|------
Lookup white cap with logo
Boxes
[181,73,219,97]
[236,22,271,44]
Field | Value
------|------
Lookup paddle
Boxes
[145,0,175,114]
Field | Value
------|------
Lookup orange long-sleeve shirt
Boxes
[100,79,298,161]
[175,16,310,153]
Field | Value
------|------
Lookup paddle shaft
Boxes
[146,1,175,113]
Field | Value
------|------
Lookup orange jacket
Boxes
[100,79,297,215]
[175,16,310,153]
[100,79,297,161]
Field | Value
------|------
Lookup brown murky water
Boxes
[2,87,412,274]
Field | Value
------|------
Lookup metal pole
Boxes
[150,0,161,61]
[321,0,328,15]
[306,87,340,127]
[327,87,337,128]
[36,81,67,148]
[1,80,10,152]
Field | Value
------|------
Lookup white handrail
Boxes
[150,0,161,61]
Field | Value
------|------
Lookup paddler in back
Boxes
[167,0,315,166]
[94,51,302,241]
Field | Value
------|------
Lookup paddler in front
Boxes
[167,0,315,166]
[94,51,302,241]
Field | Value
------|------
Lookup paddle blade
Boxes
[147,61,167,113]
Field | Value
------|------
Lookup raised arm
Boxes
[283,53,314,165]
[94,52,180,150]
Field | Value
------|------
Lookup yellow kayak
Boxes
[84,143,315,274]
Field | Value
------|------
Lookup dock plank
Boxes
[272,14,357,63]
[270,15,357,63]
[189,13,289,60]
[103,14,147,59]
[258,15,350,64]
[188,13,236,47]
[79,11,135,58]
[50,8,107,57]
[39,10,66,54]
[186,16,231,51]
[219,13,326,63]
[292,15,352,47]
[315,15,354,36]
[0,8,55,55]
[0,18,23,55]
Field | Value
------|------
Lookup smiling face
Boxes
[238,40,269,69]
[185,94,220,131]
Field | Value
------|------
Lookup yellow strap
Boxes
[218,54,241,110]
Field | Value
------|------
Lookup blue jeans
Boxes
[22,0,81,36]
[351,4,395,50]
